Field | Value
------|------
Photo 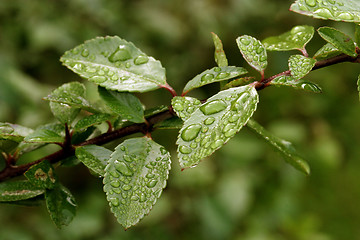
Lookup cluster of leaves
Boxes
[1,0,360,230]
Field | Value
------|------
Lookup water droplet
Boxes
[109,170,120,178]
[160,147,167,155]
[147,180,158,188]
[211,139,224,149]
[131,195,139,201]
[181,124,202,141]
[120,146,126,151]
[146,173,155,178]
[214,67,221,72]
[179,145,192,154]
[110,198,120,207]
[314,8,333,18]
[305,0,316,7]
[190,142,197,148]
[216,72,230,79]
[110,180,120,188]
[256,47,264,54]
[122,184,132,191]
[204,117,215,125]
[81,49,89,57]
[173,103,184,111]
[200,99,227,115]
[125,62,131,68]
[72,48,79,54]
[228,114,239,123]
[90,76,106,83]
[223,123,235,133]
[337,12,354,20]
[201,73,215,82]
[139,193,146,202]
[225,128,237,138]
[240,38,250,45]
[134,55,149,65]
[115,162,133,176]
[109,45,131,62]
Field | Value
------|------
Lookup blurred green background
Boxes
[1,0,360,239]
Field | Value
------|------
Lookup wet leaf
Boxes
[0,180,45,202]
[103,137,171,229]
[75,145,112,176]
[155,117,183,129]
[222,77,255,90]
[49,82,85,124]
[355,24,360,47]
[98,87,144,123]
[236,35,267,73]
[61,36,167,93]
[317,27,357,57]
[45,185,77,229]
[0,123,33,153]
[74,113,113,131]
[211,32,228,67]
[314,43,341,60]
[171,96,202,121]
[247,119,310,175]
[288,55,316,79]
[183,66,247,94]
[24,129,64,143]
[25,160,58,189]
[177,85,259,169]
[271,75,322,93]
[290,0,360,23]
[263,25,314,51]
[144,105,168,118]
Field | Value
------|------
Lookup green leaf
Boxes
[271,75,322,93]
[317,27,357,57]
[171,96,202,121]
[0,123,33,153]
[355,24,360,47]
[262,25,314,51]
[290,0,360,23]
[74,113,113,131]
[177,85,259,169]
[103,137,171,229]
[75,145,112,176]
[71,126,96,144]
[98,87,144,123]
[49,82,85,124]
[223,77,255,90]
[45,185,77,229]
[24,129,64,143]
[155,117,183,129]
[1,195,44,207]
[24,160,58,189]
[236,35,267,73]
[0,180,45,202]
[247,119,310,175]
[288,55,316,79]
[211,32,228,67]
[314,43,341,60]
[144,105,168,118]
[61,36,167,93]
[183,66,248,94]
[357,74,360,101]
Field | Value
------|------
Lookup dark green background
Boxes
[1,0,360,239]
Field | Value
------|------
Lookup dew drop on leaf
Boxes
[81,49,89,57]
[109,45,131,62]
[314,8,333,18]
[201,73,215,82]
[110,198,120,207]
[115,162,133,176]
[181,124,202,141]
[204,117,215,125]
[200,99,227,115]
[305,0,316,7]
[147,180,158,188]
[179,145,192,154]
[134,55,149,65]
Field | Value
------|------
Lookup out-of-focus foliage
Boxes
[1,0,360,239]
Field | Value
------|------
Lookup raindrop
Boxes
[240,38,251,45]
[228,114,239,123]
[147,180,158,188]
[109,170,120,178]
[179,145,192,154]
[190,142,197,148]
[139,193,146,202]
[216,72,230,79]
[122,184,132,191]
[173,103,184,111]
[115,162,133,176]
[204,117,215,125]
[181,124,202,141]
[200,99,227,115]
[201,73,215,82]
[305,0,316,7]
[211,139,224,149]
[134,55,149,65]
[110,198,120,207]
[131,195,139,201]
[160,147,167,155]
[314,8,333,18]
[120,146,126,151]
[146,173,155,178]
[81,49,89,57]
[337,12,354,20]
[110,180,120,188]
[214,67,221,72]
[90,76,106,83]
[224,129,237,138]
[108,45,131,62]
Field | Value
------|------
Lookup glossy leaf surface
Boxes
[211,32,228,67]
[290,0,360,23]
[98,87,144,123]
[155,117,183,129]
[171,96,201,121]
[177,85,259,168]
[236,35,267,73]
[183,66,247,93]
[25,160,57,189]
[271,75,322,93]
[288,55,316,79]
[314,43,341,60]
[263,25,314,51]
[317,27,357,57]
[24,129,64,143]
[247,119,310,175]
[103,137,171,229]
[0,123,33,153]
[49,82,85,124]
[75,145,112,176]
[45,185,77,229]
[74,113,113,131]
[61,36,166,93]
[223,77,255,90]
[0,180,45,202]
[355,24,360,47]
